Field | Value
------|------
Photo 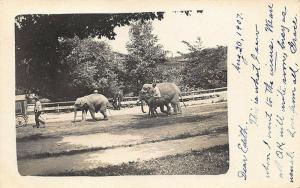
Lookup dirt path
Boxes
[17,110,227,159]
[17,102,228,176]
[17,102,227,140]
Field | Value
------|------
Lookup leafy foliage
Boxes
[58,37,125,99]
[15,13,228,100]
[156,62,182,86]
[15,13,164,99]
[124,21,167,94]
[180,38,227,89]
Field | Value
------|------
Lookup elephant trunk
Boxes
[90,110,100,121]
[73,107,78,122]
[139,94,147,113]
[141,100,147,113]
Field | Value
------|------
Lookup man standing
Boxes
[152,83,161,99]
[34,96,43,128]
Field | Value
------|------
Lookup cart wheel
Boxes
[16,116,26,128]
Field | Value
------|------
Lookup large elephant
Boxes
[139,83,184,115]
[73,93,109,122]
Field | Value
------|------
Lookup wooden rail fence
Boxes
[26,87,227,114]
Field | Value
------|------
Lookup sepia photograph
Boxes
[15,10,229,176]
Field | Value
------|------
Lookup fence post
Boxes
[193,91,195,101]
[57,103,60,113]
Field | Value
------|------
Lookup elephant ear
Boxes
[140,88,146,93]
[141,84,151,92]
[75,97,88,107]
[148,87,155,95]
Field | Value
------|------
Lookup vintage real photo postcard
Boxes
[0,0,299,188]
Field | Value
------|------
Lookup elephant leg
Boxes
[177,103,182,114]
[89,110,101,121]
[160,104,171,115]
[150,108,155,116]
[73,110,78,123]
[160,106,167,114]
[155,108,158,116]
[100,105,108,120]
[117,99,121,110]
[101,111,108,120]
[171,95,180,115]
[171,103,178,115]
[166,104,171,115]
[82,110,87,121]
[118,101,122,110]
[148,106,154,116]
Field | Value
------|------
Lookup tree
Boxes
[180,38,227,89]
[52,37,125,100]
[15,13,164,99]
[125,21,167,94]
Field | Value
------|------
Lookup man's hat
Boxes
[93,89,99,93]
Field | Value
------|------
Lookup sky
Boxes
[99,9,231,57]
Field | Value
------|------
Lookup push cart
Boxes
[15,95,28,127]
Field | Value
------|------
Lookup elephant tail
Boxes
[179,94,187,108]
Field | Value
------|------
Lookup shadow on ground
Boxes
[126,113,216,130]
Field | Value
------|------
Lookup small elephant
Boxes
[141,93,171,116]
[73,93,109,122]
